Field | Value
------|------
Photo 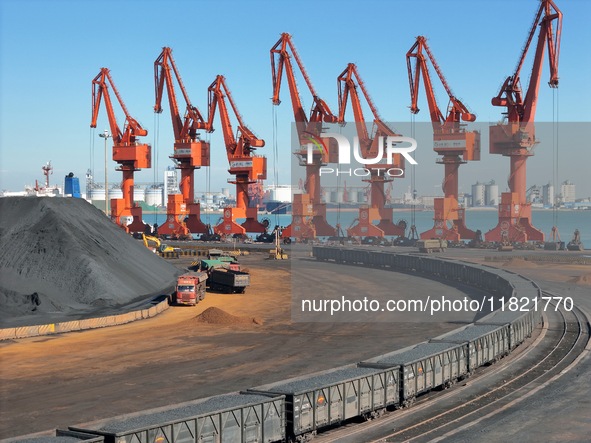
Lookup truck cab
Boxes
[173,272,208,306]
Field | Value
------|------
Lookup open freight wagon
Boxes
[360,341,469,405]
[66,392,285,443]
[248,364,399,441]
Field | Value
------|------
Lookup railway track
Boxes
[315,291,590,443]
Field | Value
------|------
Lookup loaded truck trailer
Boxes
[209,268,250,294]
[416,239,447,253]
[172,272,208,305]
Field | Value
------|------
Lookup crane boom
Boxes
[270,33,337,134]
[154,47,208,141]
[91,68,148,144]
[491,0,561,123]
[407,36,475,131]
[208,75,265,169]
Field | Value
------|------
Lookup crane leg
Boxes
[484,192,544,242]
[127,205,147,233]
[185,202,208,234]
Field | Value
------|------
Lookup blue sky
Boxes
[1,0,590,197]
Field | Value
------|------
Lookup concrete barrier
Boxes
[0,298,170,341]
[0,328,16,340]
[15,325,42,339]
[38,323,56,335]
[55,320,81,334]
[485,254,591,265]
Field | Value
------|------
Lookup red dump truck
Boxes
[172,272,208,306]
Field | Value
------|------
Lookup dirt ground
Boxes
[0,253,470,438]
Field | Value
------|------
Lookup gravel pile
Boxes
[7,438,82,443]
[250,365,383,394]
[433,324,503,342]
[87,393,275,434]
[572,273,591,285]
[0,197,180,326]
[364,342,460,366]
[477,309,525,324]
[195,307,262,326]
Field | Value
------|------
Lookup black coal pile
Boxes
[0,197,181,326]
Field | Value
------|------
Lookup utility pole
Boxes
[99,130,111,217]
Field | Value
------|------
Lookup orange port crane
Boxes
[486,0,561,243]
[271,33,338,240]
[91,68,151,232]
[154,47,210,237]
[337,63,405,238]
[207,75,267,236]
[406,36,481,242]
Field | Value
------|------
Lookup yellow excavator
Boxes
[142,233,181,254]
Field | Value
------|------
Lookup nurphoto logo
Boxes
[306,132,418,177]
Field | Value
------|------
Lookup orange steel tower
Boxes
[337,63,405,238]
[154,47,210,237]
[486,0,561,243]
[207,75,267,236]
[271,33,338,240]
[91,68,151,232]
[407,36,480,241]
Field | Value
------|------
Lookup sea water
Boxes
[145,208,590,246]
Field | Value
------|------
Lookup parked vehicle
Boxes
[416,239,447,253]
[141,233,181,254]
[209,268,250,293]
[172,272,207,306]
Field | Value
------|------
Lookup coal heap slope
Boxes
[0,197,181,325]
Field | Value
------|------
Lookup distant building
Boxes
[463,194,472,207]
[471,180,498,206]
[145,186,164,207]
[527,185,542,204]
[163,166,179,206]
[560,180,575,203]
[420,195,436,207]
[471,182,485,206]
[264,184,293,203]
[485,180,499,206]
[543,183,554,207]
[403,186,419,205]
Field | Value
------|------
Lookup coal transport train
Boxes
[17,247,541,443]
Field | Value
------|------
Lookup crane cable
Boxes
[152,112,160,228]
[336,123,343,232]
[89,127,95,193]
[410,113,417,239]
[552,87,559,239]
[272,103,279,227]
[205,131,211,224]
